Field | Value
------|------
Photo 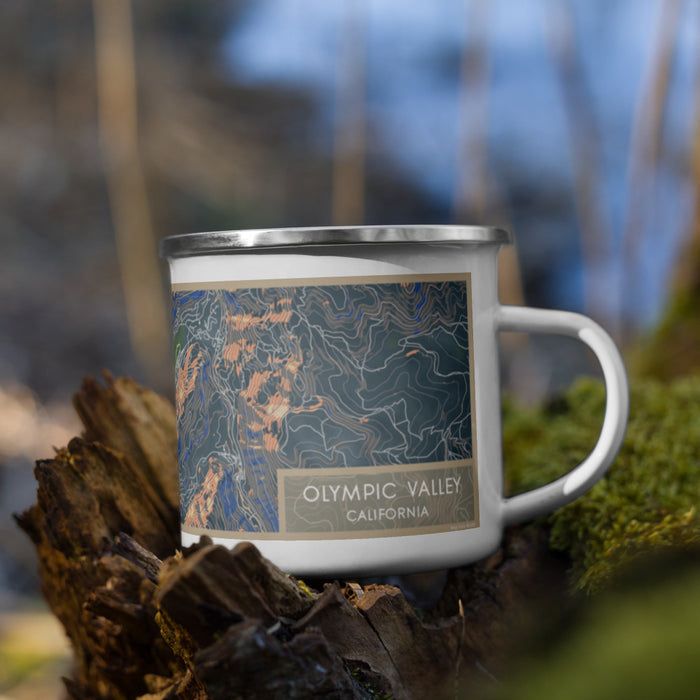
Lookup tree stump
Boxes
[16,373,566,699]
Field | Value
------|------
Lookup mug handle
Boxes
[496,305,630,525]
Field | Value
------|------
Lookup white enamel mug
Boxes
[160,226,629,576]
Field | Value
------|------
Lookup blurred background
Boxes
[0,0,699,695]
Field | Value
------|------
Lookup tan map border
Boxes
[277,459,478,539]
[184,459,476,540]
[176,273,480,540]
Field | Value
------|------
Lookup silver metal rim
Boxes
[159,225,512,258]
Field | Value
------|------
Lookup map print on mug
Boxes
[161,226,629,576]
[172,274,478,540]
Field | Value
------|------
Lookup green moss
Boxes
[503,376,700,593]
[632,283,700,381]
[348,667,394,699]
[291,577,318,599]
[481,562,700,700]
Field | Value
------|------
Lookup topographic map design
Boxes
[171,276,475,535]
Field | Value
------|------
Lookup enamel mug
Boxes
[160,226,629,576]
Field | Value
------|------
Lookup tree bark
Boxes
[16,373,566,699]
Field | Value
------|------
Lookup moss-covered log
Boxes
[503,376,700,592]
[15,371,700,697]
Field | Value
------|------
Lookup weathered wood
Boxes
[15,374,184,700]
[73,372,181,524]
[195,620,361,700]
[16,373,567,699]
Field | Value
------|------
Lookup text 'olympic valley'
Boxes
[297,476,462,524]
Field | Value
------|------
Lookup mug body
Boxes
[161,226,511,576]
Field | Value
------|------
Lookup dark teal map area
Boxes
[172,277,474,534]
